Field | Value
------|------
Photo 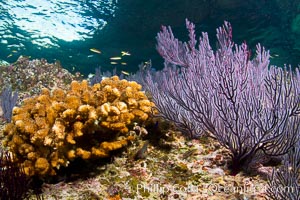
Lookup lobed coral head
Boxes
[3,76,154,176]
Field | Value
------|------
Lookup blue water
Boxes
[0,0,299,76]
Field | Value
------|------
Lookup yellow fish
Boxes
[7,54,13,58]
[121,51,131,56]
[110,62,118,65]
[110,57,122,60]
[90,48,101,54]
[121,70,130,75]
[270,54,279,59]
[121,62,127,65]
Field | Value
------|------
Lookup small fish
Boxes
[121,51,131,56]
[90,48,101,54]
[142,60,152,70]
[110,62,118,65]
[11,50,18,53]
[270,54,279,59]
[7,54,13,58]
[134,140,149,160]
[110,57,122,60]
[182,149,197,159]
[88,73,94,78]
[121,62,127,65]
[121,70,130,75]
[87,55,94,58]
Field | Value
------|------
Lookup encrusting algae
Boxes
[2,76,154,177]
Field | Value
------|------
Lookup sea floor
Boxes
[0,58,270,200]
[36,133,269,200]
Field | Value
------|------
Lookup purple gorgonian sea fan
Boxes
[267,139,300,200]
[0,86,18,122]
[144,19,300,173]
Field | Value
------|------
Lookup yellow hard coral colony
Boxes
[2,76,154,177]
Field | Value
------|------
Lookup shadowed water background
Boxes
[0,0,299,76]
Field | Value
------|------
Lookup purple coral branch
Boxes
[0,151,31,199]
[267,139,300,200]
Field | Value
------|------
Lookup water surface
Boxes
[0,0,299,75]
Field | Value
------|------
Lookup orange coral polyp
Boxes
[52,120,66,139]
[51,88,66,101]
[34,128,49,141]
[127,98,138,107]
[91,147,108,157]
[99,103,110,116]
[73,121,84,136]
[35,157,50,176]
[100,140,128,151]
[76,148,91,159]
[110,122,126,130]
[62,109,77,121]
[67,150,76,159]
[66,133,76,144]
[65,95,81,110]
[109,106,121,115]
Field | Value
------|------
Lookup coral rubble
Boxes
[0,56,76,95]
